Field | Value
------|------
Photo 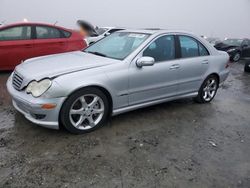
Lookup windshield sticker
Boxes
[128,34,146,38]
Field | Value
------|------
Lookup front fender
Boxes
[44,73,114,99]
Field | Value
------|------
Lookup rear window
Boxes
[61,30,71,38]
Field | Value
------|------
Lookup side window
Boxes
[179,36,199,58]
[143,35,175,62]
[0,26,31,41]
[61,30,71,38]
[199,43,209,56]
[242,40,249,47]
[36,26,61,39]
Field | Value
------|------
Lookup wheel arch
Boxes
[61,84,113,116]
[208,73,220,83]
[201,72,220,88]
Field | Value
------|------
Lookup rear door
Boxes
[33,25,68,57]
[0,25,33,70]
[241,40,250,58]
[176,35,210,95]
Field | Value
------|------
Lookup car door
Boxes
[176,35,210,95]
[241,39,250,58]
[33,25,68,57]
[128,35,178,105]
[0,25,33,70]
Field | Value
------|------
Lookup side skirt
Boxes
[112,92,198,116]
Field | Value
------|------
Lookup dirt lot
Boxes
[0,61,249,188]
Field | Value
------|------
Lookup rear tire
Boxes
[60,87,109,134]
[244,60,250,72]
[194,75,219,103]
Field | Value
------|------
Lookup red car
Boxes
[0,22,86,70]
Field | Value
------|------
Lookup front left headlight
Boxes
[26,79,52,97]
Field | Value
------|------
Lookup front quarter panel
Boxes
[46,62,129,110]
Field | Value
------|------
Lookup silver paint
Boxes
[6,30,230,130]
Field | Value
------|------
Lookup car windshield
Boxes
[223,39,243,46]
[83,32,149,60]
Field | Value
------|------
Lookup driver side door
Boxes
[128,35,179,105]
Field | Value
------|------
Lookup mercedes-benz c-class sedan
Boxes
[7,29,230,134]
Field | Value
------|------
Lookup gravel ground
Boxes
[0,61,249,188]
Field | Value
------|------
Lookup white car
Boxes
[85,27,124,45]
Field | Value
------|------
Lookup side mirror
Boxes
[136,57,155,68]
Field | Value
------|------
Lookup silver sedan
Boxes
[7,29,230,134]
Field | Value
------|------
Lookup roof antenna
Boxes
[54,21,58,25]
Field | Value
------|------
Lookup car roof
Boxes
[0,22,72,31]
[118,29,197,36]
[101,27,126,30]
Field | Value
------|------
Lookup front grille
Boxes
[12,72,24,90]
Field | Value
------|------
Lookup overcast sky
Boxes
[1,0,250,39]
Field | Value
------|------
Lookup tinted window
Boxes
[199,43,209,56]
[242,40,248,47]
[143,35,175,62]
[179,36,199,58]
[0,26,31,41]
[223,39,243,47]
[36,26,61,39]
[61,30,71,38]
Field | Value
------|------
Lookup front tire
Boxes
[195,75,219,103]
[232,52,241,62]
[60,87,109,134]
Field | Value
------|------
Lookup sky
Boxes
[1,0,250,39]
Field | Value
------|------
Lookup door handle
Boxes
[24,44,32,48]
[170,64,180,70]
[58,42,65,45]
[202,60,209,64]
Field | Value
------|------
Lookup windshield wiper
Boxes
[86,51,107,57]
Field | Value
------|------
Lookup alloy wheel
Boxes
[69,94,105,130]
[202,78,218,101]
[233,53,240,62]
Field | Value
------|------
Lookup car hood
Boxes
[214,43,239,51]
[16,51,117,81]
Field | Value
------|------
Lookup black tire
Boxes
[244,61,250,72]
[60,87,109,134]
[194,75,219,103]
[232,52,241,62]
